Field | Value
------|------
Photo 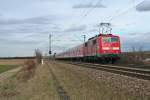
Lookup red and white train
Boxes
[56,33,121,63]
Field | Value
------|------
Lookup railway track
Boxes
[64,61,150,80]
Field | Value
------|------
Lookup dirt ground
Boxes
[0,59,26,65]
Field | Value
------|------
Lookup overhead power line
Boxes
[83,0,103,17]
[108,0,145,22]
[77,0,104,24]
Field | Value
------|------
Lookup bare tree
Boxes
[138,46,143,52]
[132,46,136,52]
[138,46,144,61]
[35,49,43,64]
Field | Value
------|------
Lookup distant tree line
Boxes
[0,56,35,59]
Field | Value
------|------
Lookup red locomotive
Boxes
[56,33,121,63]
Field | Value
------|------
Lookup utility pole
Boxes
[82,35,86,43]
[49,34,52,59]
[82,35,86,62]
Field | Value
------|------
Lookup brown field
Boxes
[0,59,33,65]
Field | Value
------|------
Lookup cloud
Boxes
[73,3,106,9]
[10,40,41,45]
[0,15,55,25]
[121,42,150,52]
[64,25,87,32]
[121,32,150,51]
[0,37,7,41]
[0,15,62,37]
[136,0,150,11]
[0,38,42,45]
[88,29,98,32]
[127,32,150,37]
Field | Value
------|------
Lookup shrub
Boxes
[17,60,36,82]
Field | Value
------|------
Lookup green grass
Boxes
[0,65,19,74]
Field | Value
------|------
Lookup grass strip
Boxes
[0,65,19,74]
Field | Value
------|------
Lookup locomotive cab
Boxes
[98,34,121,63]
[101,35,121,54]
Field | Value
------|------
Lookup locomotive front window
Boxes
[102,37,118,43]
[111,37,118,42]
[102,37,111,42]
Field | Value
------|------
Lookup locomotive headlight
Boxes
[112,47,119,50]
[103,47,110,50]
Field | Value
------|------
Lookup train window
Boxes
[93,39,96,45]
[111,37,118,42]
[85,42,88,47]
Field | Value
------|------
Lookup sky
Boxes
[0,0,150,57]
